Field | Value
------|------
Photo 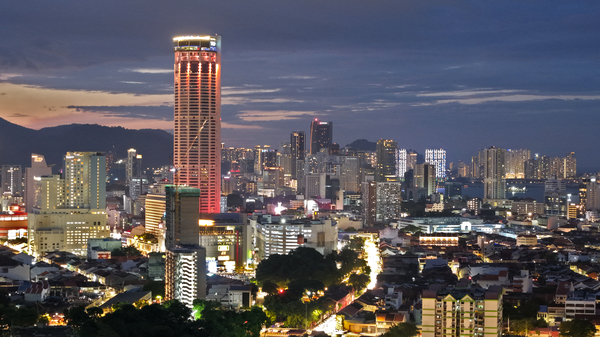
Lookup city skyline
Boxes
[1,1,599,169]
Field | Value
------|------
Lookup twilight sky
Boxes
[1,1,600,170]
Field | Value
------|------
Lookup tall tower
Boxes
[310,119,332,155]
[375,139,398,182]
[483,147,506,200]
[290,131,305,179]
[173,35,221,213]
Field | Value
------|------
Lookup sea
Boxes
[461,182,580,203]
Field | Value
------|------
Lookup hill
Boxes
[345,139,377,151]
[0,118,173,169]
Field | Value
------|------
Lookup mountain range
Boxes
[0,118,173,171]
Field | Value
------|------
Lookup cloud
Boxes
[275,76,316,80]
[237,110,317,122]
[127,68,172,74]
[222,87,281,95]
[430,94,600,105]
[0,82,172,128]
[417,89,523,97]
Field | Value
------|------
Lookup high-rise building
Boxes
[25,154,52,213]
[290,131,305,179]
[361,181,402,226]
[341,156,360,193]
[504,149,530,179]
[414,163,436,196]
[28,152,109,257]
[164,185,200,250]
[126,148,143,186]
[310,119,332,155]
[564,152,576,179]
[165,244,206,307]
[425,149,446,179]
[375,139,398,182]
[483,147,506,200]
[145,193,166,238]
[173,35,221,213]
[1,165,22,197]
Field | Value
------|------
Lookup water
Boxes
[462,182,580,203]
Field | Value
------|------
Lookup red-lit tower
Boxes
[173,35,221,213]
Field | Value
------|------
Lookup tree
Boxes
[86,307,104,320]
[111,245,142,257]
[348,273,370,292]
[383,322,419,337]
[559,318,597,337]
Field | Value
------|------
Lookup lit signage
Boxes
[217,256,230,261]
[199,220,215,227]
[218,245,229,252]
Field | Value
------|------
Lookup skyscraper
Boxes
[310,119,332,155]
[424,149,446,179]
[375,139,398,182]
[126,148,142,186]
[291,131,305,179]
[483,147,506,200]
[173,35,221,213]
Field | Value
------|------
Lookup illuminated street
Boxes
[364,236,381,290]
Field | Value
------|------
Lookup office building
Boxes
[1,165,22,197]
[28,152,109,257]
[425,149,446,179]
[198,213,252,271]
[340,156,360,193]
[164,185,200,250]
[310,119,332,155]
[482,147,506,200]
[375,139,398,182]
[173,35,221,213]
[421,284,502,337]
[165,244,207,307]
[25,154,53,213]
[290,131,305,179]
[305,173,327,199]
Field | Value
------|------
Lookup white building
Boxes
[165,244,206,308]
[252,215,338,259]
[424,149,446,179]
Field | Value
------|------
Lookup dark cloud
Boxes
[1,1,599,169]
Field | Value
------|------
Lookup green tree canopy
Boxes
[559,318,597,337]
[383,322,419,337]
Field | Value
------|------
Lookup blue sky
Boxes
[1,1,599,170]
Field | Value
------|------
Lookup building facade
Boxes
[425,149,446,180]
[28,152,109,257]
[421,285,502,337]
[483,147,506,200]
[376,140,398,182]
